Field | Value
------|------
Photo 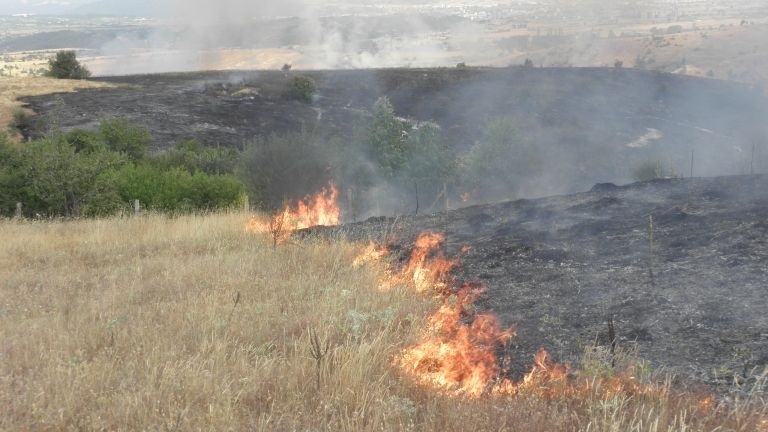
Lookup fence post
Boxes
[443,182,449,212]
[15,202,22,219]
[133,199,141,216]
[243,195,250,213]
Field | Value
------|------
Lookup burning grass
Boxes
[246,182,341,245]
[1,213,767,431]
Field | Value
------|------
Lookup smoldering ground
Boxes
[20,66,768,220]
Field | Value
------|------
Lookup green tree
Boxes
[45,51,91,79]
[402,122,455,211]
[366,97,409,178]
[462,118,540,202]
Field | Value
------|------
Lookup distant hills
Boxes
[0,0,159,17]
[71,0,160,16]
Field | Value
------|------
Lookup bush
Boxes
[113,165,245,213]
[150,139,240,175]
[633,160,678,182]
[0,137,125,217]
[61,129,106,154]
[45,51,91,79]
[99,118,152,161]
[286,75,316,103]
[240,131,331,210]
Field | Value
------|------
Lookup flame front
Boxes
[399,232,457,294]
[246,182,341,238]
[358,230,664,400]
[397,285,513,397]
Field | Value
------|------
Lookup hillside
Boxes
[19,67,768,197]
[311,174,768,392]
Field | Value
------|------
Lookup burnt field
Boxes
[309,174,768,392]
[20,67,768,195]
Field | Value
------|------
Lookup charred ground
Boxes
[309,174,768,392]
[19,67,768,195]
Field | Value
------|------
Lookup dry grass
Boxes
[0,76,110,136]
[1,212,766,431]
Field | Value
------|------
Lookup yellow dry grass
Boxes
[1,212,767,431]
[0,213,437,430]
[0,76,109,135]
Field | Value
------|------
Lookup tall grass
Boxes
[1,213,765,431]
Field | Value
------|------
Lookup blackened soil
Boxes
[20,67,768,194]
[308,175,768,391]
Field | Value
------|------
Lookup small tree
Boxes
[462,118,540,202]
[45,51,91,79]
[286,75,316,103]
[367,97,409,178]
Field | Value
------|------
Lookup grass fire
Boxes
[3,0,768,429]
[246,182,341,244]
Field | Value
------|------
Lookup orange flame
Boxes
[388,231,663,401]
[352,242,389,267]
[399,232,458,294]
[246,182,341,239]
[397,285,513,397]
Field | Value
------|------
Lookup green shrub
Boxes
[62,129,106,154]
[0,137,125,217]
[99,118,151,161]
[113,165,245,213]
[45,51,91,79]
[151,139,240,175]
[633,160,678,182]
[286,75,316,103]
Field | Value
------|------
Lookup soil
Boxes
[308,174,768,392]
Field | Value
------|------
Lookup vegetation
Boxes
[0,121,245,217]
[45,50,91,79]
[112,165,245,213]
[98,118,152,161]
[633,160,679,182]
[286,75,317,102]
[462,117,541,202]
[1,213,767,430]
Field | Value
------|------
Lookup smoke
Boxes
[85,0,505,75]
[63,0,768,216]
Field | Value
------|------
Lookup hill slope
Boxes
[315,174,768,390]
[20,68,768,197]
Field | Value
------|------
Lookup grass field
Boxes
[1,213,767,431]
